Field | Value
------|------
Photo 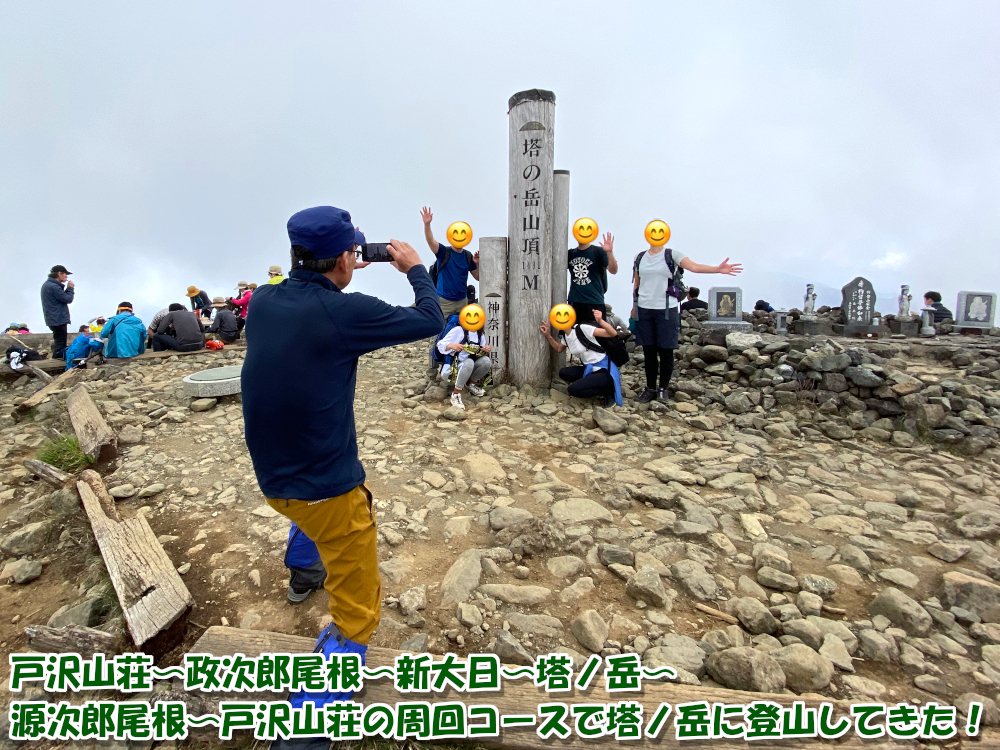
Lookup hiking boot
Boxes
[657,388,671,403]
[450,392,465,410]
[467,383,486,397]
[635,388,656,404]
[287,584,321,604]
[603,393,616,408]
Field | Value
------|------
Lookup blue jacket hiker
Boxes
[241,206,443,742]
[100,303,146,358]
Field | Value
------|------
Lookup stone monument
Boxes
[702,287,751,333]
[888,284,920,337]
[919,308,937,337]
[836,276,880,338]
[478,237,509,382]
[802,284,817,316]
[955,291,997,332]
[182,365,243,398]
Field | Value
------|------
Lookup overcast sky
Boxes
[2,1,999,331]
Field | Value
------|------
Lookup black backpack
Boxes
[428,246,452,288]
[569,324,630,368]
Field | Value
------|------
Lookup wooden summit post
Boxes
[479,236,509,383]
[507,89,556,387]
[551,168,570,376]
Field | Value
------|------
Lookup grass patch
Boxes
[37,435,93,472]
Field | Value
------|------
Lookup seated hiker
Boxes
[65,325,104,369]
[100,302,146,358]
[186,285,211,315]
[680,286,709,312]
[4,323,19,334]
[924,291,953,323]
[206,297,240,343]
[87,316,107,334]
[540,305,623,408]
[435,304,491,410]
[153,303,206,352]
[230,281,252,329]
[146,307,170,348]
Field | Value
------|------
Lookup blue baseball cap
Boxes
[287,206,365,260]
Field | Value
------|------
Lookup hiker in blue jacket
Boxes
[242,206,442,739]
[100,302,146,358]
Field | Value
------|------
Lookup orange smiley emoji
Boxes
[645,220,671,247]
[447,222,473,249]
[549,304,576,331]
[460,304,485,331]
[573,217,598,246]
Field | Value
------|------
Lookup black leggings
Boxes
[560,365,614,398]
[643,346,675,390]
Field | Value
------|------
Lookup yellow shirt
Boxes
[267,275,285,285]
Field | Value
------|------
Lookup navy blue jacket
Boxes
[41,277,74,326]
[242,266,444,501]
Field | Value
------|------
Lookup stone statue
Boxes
[803,284,816,316]
[970,296,989,321]
[898,285,912,318]
[717,293,735,318]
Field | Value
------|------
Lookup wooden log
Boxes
[27,365,55,384]
[12,366,83,418]
[479,236,509,384]
[24,624,120,658]
[551,169,570,377]
[79,468,120,521]
[190,626,934,749]
[77,473,191,657]
[0,357,68,378]
[67,384,117,467]
[507,89,556,388]
[23,459,72,489]
[694,602,739,625]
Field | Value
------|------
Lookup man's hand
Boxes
[420,206,433,225]
[67,280,75,288]
[593,309,604,321]
[539,321,550,336]
[447,343,464,352]
[473,250,480,265]
[600,233,615,254]
[718,258,743,276]
[387,239,422,273]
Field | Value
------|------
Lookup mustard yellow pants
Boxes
[267,484,381,645]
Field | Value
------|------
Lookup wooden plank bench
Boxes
[78,470,192,657]
[190,626,939,749]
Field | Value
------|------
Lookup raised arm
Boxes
[601,233,618,274]
[591,309,617,338]
[679,257,742,275]
[470,251,480,281]
[420,206,438,254]
[539,322,567,353]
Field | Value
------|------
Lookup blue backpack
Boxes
[430,314,470,367]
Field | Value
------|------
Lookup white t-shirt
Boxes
[437,327,486,362]
[636,248,687,310]
[564,325,606,368]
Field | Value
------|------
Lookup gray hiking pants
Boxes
[455,356,491,389]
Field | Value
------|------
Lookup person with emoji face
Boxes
[540,304,622,408]
[435,303,491,410]
[567,217,618,325]
[420,206,480,321]
[632,220,742,404]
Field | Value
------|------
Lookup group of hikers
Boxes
[419,207,742,409]
[35,263,293,369]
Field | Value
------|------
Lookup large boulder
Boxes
[868,588,932,636]
[706,647,785,693]
[592,407,627,435]
[0,520,57,557]
[643,634,707,677]
[730,597,778,635]
[771,643,835,692]
[460,453,506,484]
[940,571,1000,618]
[670,560,718,601]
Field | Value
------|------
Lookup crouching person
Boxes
[436,304,491,410]
[241,206,443,741]
[540,304,622,408]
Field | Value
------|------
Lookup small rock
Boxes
[626,567,671,609]
[706,647,786,693]
[492,629,533,666]
[819,634,854,672]
[771,643,835,692]
[0,558,43,584]
[571,609,609,653]
[189,398,218,412]
[869,588,932,636]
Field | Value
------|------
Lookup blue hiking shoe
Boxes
[271,622,367,750]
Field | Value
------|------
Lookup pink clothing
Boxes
[231,289,252,319]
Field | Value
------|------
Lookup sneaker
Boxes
[603,393,616,408]
[450,392,465,409]
[467,383,486,397]
[286,585,320,604]
[635,388,657,404]
[657,388,671,403]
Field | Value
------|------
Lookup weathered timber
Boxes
[67,384,117,467]
[694,602,740,624]
[12,366,83,418]
[25,624,120,658]
[79,468,120,521]
[479,236,509,383]
[551,169,570,377]
[26,365,55,384]
[190,626,934,749]
[23,459,72,489]
[77,471,191,656]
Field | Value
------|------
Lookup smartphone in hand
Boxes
[361,243,393,263]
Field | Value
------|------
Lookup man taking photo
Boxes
[241,206,443,735]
